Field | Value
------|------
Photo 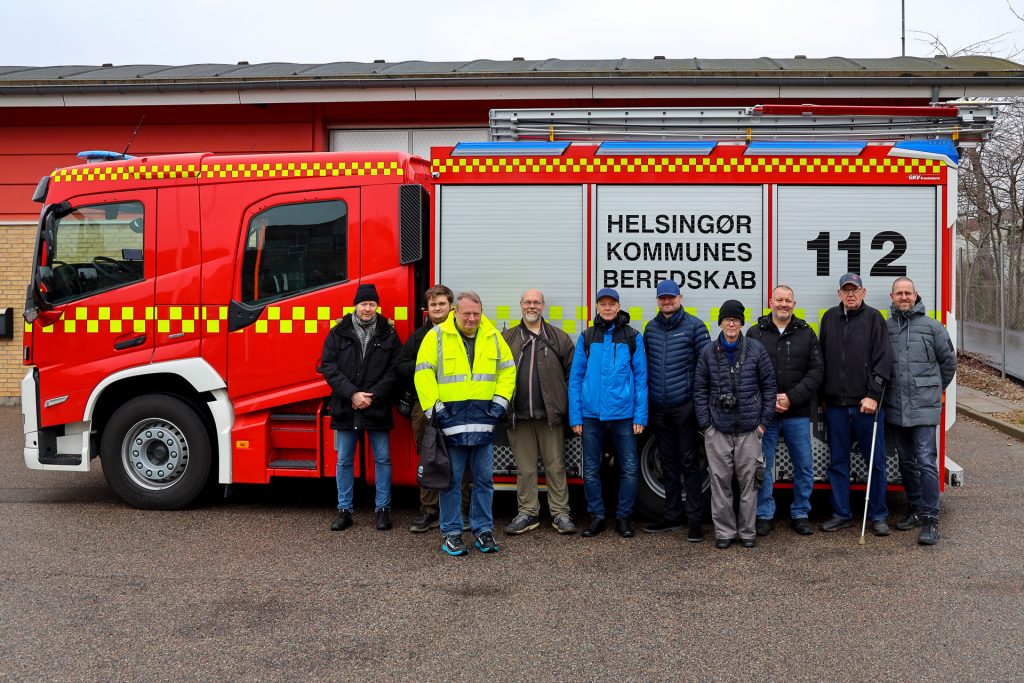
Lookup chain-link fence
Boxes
[957,241,1024,380]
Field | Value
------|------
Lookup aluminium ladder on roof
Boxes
[488,104,998,147]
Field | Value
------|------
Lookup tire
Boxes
[99,394,212,510]
[635,434,711,521]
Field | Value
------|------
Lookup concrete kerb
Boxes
[956,404,1024,442]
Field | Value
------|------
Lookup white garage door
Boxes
[438,185,586,335]
[329,128,487,159]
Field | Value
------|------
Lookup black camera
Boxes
[717,393,738,411]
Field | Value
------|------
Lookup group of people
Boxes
[319,272,956,557]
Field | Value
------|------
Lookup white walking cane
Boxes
[859,384,887,546]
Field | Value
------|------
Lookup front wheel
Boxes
[100,394,212,510]
[635,435,711,521]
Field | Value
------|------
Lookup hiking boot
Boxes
[375,507,392,531]
[581,516,606,537]
[895,512,922,531]
[755,518,774,537]
[871,520,892,536]
[330,509,353,531]
[504,513,540,535]
[409,509,439,533]
[791,518,814,536]
[686,523,705,543]
[552,515,578,535]
[441,533,468,556]
[917,518,939,545]
[819,515,854,532]
[616,517,635,538]
[474,531,500,554]
[643,519,684,534]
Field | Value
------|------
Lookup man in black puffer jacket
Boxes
[747,285,823,537]
[694,300,776,549]
[320,283,402,532]
[642,280,710,542]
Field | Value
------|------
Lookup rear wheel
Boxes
[100,394,212,510]
[635,435,711,521]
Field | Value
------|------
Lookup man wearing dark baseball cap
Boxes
[818,273,893,535]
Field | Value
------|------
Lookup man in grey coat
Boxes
[884,277,957,545]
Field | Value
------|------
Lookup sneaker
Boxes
[441,533,468,556]
[474,531,500,553]
[791,518,815,536]
[715,538,733,550]
[739,538,756,548]
[686,523,705,543]
[917,518,939,545]
[581,516,606,537]
[819,515,854,532]
[895,512,922,531]
[330,509,353,531]
[643,519,684,534]
[552,515,578,535]
[755,518,774,537]
[871,520,892,537]
[409,509,439,533]
[504,513,540,535]
[375,507,392,531]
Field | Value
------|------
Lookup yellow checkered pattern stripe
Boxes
[27,305,409,335]
[431,155,944,177]
[51,161,404,183]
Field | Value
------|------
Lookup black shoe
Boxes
[581,516,606,537]
[895,512,922,531]
[552,515,578,535]
[739,538,756,548]
[441,533,468,557]
[330,509,353,531]
[616,517,635,538]
[643,519,684,534]
[755,518,774,537]
[819,515,854,532]
[917,518,939,545]
[871,520,892,537]
[715,538,732,550]
[686,523,705,543]
[504,513,540,535]
[791,518,815,536]
[375,507,392,531]
[474,531,500,554]
[409,509,439,533]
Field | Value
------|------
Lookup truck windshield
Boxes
[39,201,145,305]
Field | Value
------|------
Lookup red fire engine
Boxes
[22,105,987,510]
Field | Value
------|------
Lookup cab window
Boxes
[241,200,348,304]
[42,201,145,305]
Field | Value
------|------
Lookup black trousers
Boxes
[651,402,704,523]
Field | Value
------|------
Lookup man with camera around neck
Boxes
[694,300,776,549]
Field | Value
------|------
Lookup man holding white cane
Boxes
[818,273,893,536]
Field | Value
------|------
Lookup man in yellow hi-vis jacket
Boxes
[415,290,516,557]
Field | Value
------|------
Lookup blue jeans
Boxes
[886,423,940,519]
[757,416,814,520]
[335,429,391,511]
[440,444,494,537]
[581,417,638,519]
[825,405,889,521]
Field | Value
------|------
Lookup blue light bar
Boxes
[450,142,570,157]
[77,150,134,163]
[596,141,716,155]
[744,141,866,156]
[892,140,959,165]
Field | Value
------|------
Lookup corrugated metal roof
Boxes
[0,55,1019,85]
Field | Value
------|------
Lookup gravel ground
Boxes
[1,406,1022,682]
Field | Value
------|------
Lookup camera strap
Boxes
[727,336,747,398]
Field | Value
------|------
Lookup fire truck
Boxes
[21,104,989,510]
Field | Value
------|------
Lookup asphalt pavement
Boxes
[1,406,1022,682]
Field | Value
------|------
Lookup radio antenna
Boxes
[122,115,145,157]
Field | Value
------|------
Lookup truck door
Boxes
[226,189,360,407]
[30,192,157,430]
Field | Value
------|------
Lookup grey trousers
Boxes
[704,427,765,541]
[507,418,571,517]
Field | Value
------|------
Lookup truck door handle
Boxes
[114,335,146,350]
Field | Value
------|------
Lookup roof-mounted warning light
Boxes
[77,150,135,163]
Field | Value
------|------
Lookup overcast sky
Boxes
[1,0,1021,66]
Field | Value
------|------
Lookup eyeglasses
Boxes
[720,319,742,326]
[521,300,543,306]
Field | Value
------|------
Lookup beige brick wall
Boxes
[0,224,36,403]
